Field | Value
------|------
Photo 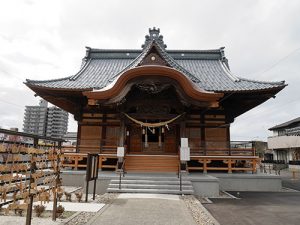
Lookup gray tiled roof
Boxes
[269,117,300,130]
[26,41,285,92]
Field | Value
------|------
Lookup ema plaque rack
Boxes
[0,141,62,224]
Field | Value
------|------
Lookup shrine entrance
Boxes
[120,80,185,155]
[127,122,178,155]
[142,124,163,153]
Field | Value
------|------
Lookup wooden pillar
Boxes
[227,125,231,156]
[119,118,125,147]
[101,113,107,153]
[228,159,232,174]
[180,121,186,138]
[252,159,257,174]
[76,123,81,153]
[158,127,162,147]
[200,113,206,155]
[98,156,103,169]
[203,159,208,174]
[145,126,148,148]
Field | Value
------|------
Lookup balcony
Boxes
[268,135,300,149]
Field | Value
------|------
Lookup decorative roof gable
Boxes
[138,45,168,67]
[142,27,167,49]
[106,29,202,84]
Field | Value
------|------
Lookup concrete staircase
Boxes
[107,175,194,195]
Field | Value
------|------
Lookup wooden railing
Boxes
[61,152,258,173]
[61,140,256,172]
[61,139,120,170]
[61,152,118,170]
[188,155,258,173]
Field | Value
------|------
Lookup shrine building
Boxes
[25,28,286,173]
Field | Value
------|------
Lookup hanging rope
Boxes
[123,113,184,128]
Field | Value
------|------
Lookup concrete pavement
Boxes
[204,192,300,225]
[87,194,197,225]
[203,169,300,225]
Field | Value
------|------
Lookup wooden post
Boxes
[52,147,60,221]
[85,180,89,202]
[158,127,162,148]
[26,195,34,225]
[203,159,207,174]
[200,113,206,155]
[227,126,231,156]
[252,159,257,174]
[180,121,186,138]
[33,138,38,148]
[76,123,81,153]
[75,157,79,170]
[228,159,232,174]
[26,153,36,225]
[98,156,103,169]
[58,141,62,151]
[85,153,91,202]
[145,126,148,148]
[101,113,107,153]
[119,119,125,147]
[93,155,99,200]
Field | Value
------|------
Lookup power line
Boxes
[234,96,300,123]
[0,99,24,109]
[250,47,300,76]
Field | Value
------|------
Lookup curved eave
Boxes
[217,83,287,94]
[25,83,89,116]
[83,65,224,103]
[220,83,287,120]
[25,82,93,92]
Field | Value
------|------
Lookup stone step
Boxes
[110,179,191,185]
[108,183,194,190]
[107,188,194,195]
[125,167,178,172]
[110,176,189,181]
[107,173,194,195]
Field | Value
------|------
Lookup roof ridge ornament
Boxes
[142,27,167,49]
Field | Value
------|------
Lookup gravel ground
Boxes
[64,193,118,225]
[181,195,220,225]
[0,193,118,225]
[0,216,64,225]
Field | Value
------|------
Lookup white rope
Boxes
[123,113,184,128]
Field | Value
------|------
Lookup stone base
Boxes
[213,173,282,192]
[190,175,219,197]
[60,171,282,197]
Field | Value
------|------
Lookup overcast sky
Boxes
[0,0,299,141]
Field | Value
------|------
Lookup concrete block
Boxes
[214,174,282,192]
[181,138,188,147]
[190,175,219,197]
[180,147,190,161]
[117,147,125,157]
